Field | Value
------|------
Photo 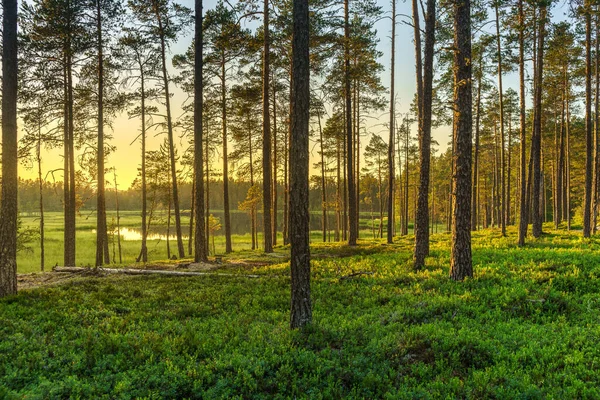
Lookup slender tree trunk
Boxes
[67,47,77,267]
[414,0,436,269]
[566,83,571,230]
[272,74,278,245]
[318,110,327,242]
[450,0,473,281]
[345,0,358,246]
[494,4,506,236]
[387,0,396,244]
[205,120,211,255]
[167,196,172,260]
[507,110,512,225]
[0,0,18,296]
[472,53,482,231]
[594,12,600,233]
[262,0,273,253]
[283,101,290,245]
[156,12,185,258]
[531,5,546,238]
[113,171,122,264]
[221,59,232,253]
[37,136,45,272]
[336,135,341,241]
[189,179,194,255]
[96,0,109,266]
[289,0,311,329]
[517,0,528,246]
[404,118,409,236]
[140,67,148,263]
[557,93,565,227]
[194,0,207,262]
[249,128,256,251]
[584,0,593,238]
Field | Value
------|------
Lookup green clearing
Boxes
[3,225,600,398]
[17,211,426,273]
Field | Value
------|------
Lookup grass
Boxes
[4,224,600,397]
[17,211,422,273]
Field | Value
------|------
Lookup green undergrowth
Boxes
[3,225,600,398]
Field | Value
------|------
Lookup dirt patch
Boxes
[18,272,84,290]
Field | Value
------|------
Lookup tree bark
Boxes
[387,0,396,244]
[272,74,278,245]
[194,0,208,262]
[531,5,546,238]
[96,0,110,267]
[318,110,327,242]
[289,0,312,329]
[517,0,527,246]
[37,132,45,271]
[221,56,232,253]
[345,0,357,246]
[414,0,435,269]
[472,52,482,231]
[262,0,273,253]
[140,64,148,263]
[584,0,593,238]
[495,3,506,236]
[450,0,472,281]
[0,0,18,296]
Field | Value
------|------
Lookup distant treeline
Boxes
[16,178,386,216]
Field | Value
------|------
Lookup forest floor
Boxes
[3,224,600,398]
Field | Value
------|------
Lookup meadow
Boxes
[17,211,422,273]
[3,225,600,398]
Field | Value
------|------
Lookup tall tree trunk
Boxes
[318,110,327,242]
[262,0,273,253]
[387,0,396,244]
[472,52,482,231]
[289,0,311,329]
[66,46,77,267]
[584,0,593,238]
[96,0,109,266]
[495,3,506,236]
[450,0,473,281]
[557,92,565,228]
[37,134,45,272]
[272,74,278,245]
[194,0,207,262]
[517,0,528,246]
[336,135,341,241]
[507,109,512,224]
[531,5,546,238]
[156,12,185,258]
[593,12,600,233]
[404,118,409,236]
[566,84,571,230]
[345,0,358,245]
[414,0,436,269]
[0,0,18,296]
[140,67,148,263]
[283,101,290,245]
[205,119,211,255]
[221,58,232,253]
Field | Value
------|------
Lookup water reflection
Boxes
[93,227,189,242]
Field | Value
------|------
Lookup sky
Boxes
[16,0,571,189]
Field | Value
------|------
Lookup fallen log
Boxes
[53,266,261,279]
[339,271,375,281]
